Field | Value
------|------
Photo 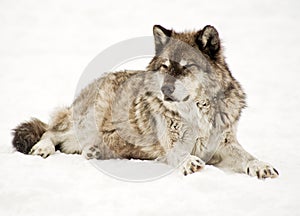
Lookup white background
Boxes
[0,0,300,215]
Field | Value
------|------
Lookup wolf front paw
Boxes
[182,155,205,176]
[29,140,55,158]
[246,160,279,179]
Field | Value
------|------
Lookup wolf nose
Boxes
[161,84,175,96]
[161,85,176,102]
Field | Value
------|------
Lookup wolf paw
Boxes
[246,160,279,179]
[182,155,205,176]
[29,140,55,158]
[83,145,102,160]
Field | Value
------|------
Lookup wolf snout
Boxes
[161,84,177,102]
[161,84,189,102]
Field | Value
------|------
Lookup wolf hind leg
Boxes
[29,131,56,158]
[29,107,80,157]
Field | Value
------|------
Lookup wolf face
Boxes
[148,25,246,128]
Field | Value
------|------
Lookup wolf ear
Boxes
[196,25,221,59]
[153,25,172,54]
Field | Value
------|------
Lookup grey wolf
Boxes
[12,25,278,179]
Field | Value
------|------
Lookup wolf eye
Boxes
[185,63,199,69]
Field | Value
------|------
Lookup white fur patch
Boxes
[179,59,187,67]
[30,139,55,158]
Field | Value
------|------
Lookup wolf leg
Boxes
[29,131,56,158]
[158,151,205,176]
[208,131,279,179]
[29,107,82,157]
[157,142,205,176]
[181,155,205,176]
[29,129,80,157]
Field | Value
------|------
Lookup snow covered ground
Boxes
[1,0,300,215]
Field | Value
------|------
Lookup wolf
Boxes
[12,25,278,179]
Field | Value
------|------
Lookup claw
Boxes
[273,168,279,176]
[256,171,260,178]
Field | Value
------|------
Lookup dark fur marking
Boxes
[196,25,220,60]
[89,147,96,152]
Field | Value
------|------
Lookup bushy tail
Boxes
[12,118,48,154]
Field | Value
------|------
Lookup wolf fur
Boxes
[12,25,278,179]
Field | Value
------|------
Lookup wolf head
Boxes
[147,25,246,126]
[147,25,230,102]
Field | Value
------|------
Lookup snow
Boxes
[1,0,300,215]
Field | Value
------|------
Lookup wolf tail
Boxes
[12,118,48,154]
